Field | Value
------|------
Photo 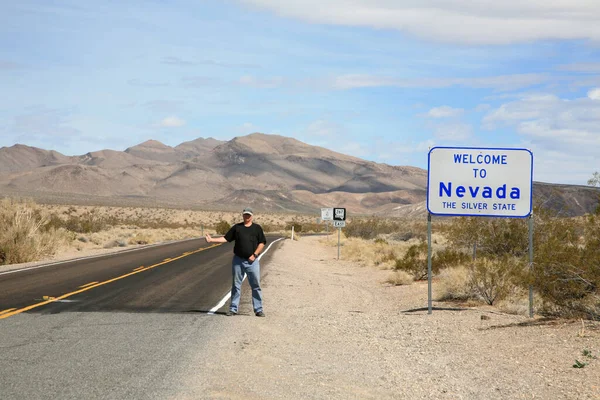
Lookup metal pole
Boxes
[292,225,295,241]
[528,213,534,318]
[427,213,432,315]
[337,227,341,260]
[473,241,477,260]
[201,225,204,236]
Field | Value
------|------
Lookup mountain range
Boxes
[0,133,598,217]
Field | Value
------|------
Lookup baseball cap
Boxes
[242,207,253,216]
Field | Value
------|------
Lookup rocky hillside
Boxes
[0,133,598,217]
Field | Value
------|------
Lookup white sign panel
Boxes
[321,208,333,221]
[427,147,533,218]
[333,220,346,228]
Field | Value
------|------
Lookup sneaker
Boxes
[255,311,265,317]
[226,310,237,316]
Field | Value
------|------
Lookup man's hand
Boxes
[205,233,212,243]
[249,254,256,262]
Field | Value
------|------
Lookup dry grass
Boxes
[435,264,539,316]
[384,270,414,286]
[283,230,301,240]
[0,198,70,264]
[435,266,472,301]
[318,231,422,270]
[69,226,214,252]
[0,200,319,265]
[38,204,323,230]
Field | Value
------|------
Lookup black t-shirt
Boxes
[224,222,267,259]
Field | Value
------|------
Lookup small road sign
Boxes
[333,208,346,221]
[333,220,346,228]
[321,208,333,221]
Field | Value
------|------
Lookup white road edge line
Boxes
[207,237,285,315]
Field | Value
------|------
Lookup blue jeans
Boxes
[230,255,263,313]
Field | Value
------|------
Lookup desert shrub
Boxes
[302,222,325,232]
[344,218,386,240]
[46,210,108,233]
[46,210,200,232]
[214,220,231,235]
[261,223,274,233]
[345,218,426,241]
[390,231,419,242]
[283,230,300,240]
[436,266,472,301]
[260,223,286,233]
[394,241,429,280]
[445,216,529,258]
[129,233,151,245]
[286,222,303,233]
[531,212,600,319]
[103,239,127,249]
[443,207,599,318]
[467,257,525,305]
[385,270,413,286]
[0,198,69,265]
[435,248,471,269]
[394,242,470,280]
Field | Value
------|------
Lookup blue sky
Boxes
[1,0,600,184]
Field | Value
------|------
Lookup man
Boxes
[205,207,267,317]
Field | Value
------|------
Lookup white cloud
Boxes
[238,0,600,45]
[475,104,492,112]
[144,100,183,113]
[434,123,473,141]
[558,63,600,74]
[237,122,261,134]
[128,79,169,87]
[340,141,370,158]
[332,73,549,92]
[424,106,464,118]
[159,116,186,127]
[305,120,343,137]
[482,91,600,183]
[588,88,600,100]
[239,75,284,89]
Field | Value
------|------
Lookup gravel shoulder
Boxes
[177,235,599,400]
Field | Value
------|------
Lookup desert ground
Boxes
[179,235,599,399]
[2,204,599,399]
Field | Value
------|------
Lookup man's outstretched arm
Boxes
[205,233,228,243]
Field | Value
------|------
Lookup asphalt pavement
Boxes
[0,235,284,399]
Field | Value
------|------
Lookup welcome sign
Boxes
[427,147,533,218]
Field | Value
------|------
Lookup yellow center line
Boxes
[133,266,144,272]
[0,308,17,316]
[78,281,98,288]
[0,243,222,320]
[163,258,172,262]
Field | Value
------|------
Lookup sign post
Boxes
[427,147,533,315]
[333,208,346,260]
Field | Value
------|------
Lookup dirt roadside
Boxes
[176,235,599,400]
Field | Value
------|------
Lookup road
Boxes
[0,235,284,399]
